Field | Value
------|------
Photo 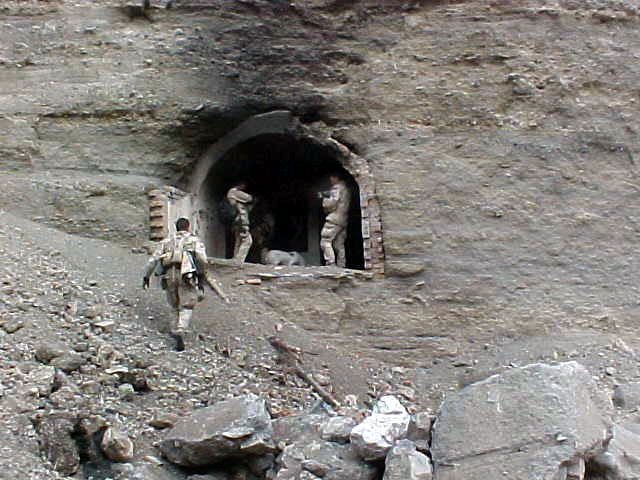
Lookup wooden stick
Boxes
[267,336,341,409]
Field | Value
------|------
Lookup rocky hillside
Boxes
[3,0,640,479]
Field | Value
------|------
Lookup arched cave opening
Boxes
[199,133,365,269]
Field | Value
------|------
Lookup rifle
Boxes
[203,275,231,303]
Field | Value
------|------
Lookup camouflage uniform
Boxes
[144,231,213,335]
[227,187,254,262]
[320,180,350,267]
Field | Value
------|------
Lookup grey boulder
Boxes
[350,395,411,461]
[431,362,612,480]
[612,383,640,410]
[383,439,432,480]
[592,421,640,479]
[274,440,378,480]
[159,394,275,467]
[321,416,357,444]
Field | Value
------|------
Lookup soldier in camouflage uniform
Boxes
[227,182,255,263]
[320,174,351,268]
[143,217,228,351]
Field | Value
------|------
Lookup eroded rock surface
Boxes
[431,362,612,480]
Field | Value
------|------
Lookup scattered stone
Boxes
[407,412,433,453]
[612,383,640,410]
[118,383,136,401]
[431,362,612,480]
[350,395,411,461]
[82,303,103,319]
[35,413,80,476]
[274,440,378,480]
[22,364,56,397]
[247,453,276,476]
[149,412,179,429]
[385,261,426,278]
[101,426,134,462]
[320,416,356,444]
[383,439,432,480]
[94,320,115,332]
[159,394,275,467]
[35,341,70,364]
[2,317,25,333]
[50,352,86,373]
[96,343,118,368]
[119,368,153,392]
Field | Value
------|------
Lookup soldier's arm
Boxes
[322,185,340,211]
[229,189,253,204]
[143,242,164,286]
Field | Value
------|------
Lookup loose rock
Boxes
[321,416,356,444]
[101,426,134,462]
[159,394,275,467]
[612,383,640,410]
[383,439,432,480]
[350,395,411,461]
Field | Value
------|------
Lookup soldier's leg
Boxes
[334,226,347,268]
[235,224,253,262]
[176,308,193,333]
[320,222,338,266]
[164,274,181,334]
[176,284,198,333]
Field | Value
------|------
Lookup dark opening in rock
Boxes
[201,133,364,268]
[150,111,385,273]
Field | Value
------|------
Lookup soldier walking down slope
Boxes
[319,173,351,268]
[226,182,255,263]
[143,217,229,351]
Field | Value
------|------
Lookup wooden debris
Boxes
[267,336,341,409]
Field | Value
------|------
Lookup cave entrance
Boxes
[149,111,384,273]
[201,133,364,268]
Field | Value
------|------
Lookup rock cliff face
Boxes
[4,0,640,334]
[3,0,640,478]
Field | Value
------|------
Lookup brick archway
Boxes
[188,111,385,273]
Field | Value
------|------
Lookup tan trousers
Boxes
[232,222,252,262]
[163,267,198,334]
[320,221,347,268]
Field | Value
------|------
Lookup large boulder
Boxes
[431,362,612,480]
[383,440,432,480]
[350,396,411,461]
[592,421,640,479]
[159,394,275,467]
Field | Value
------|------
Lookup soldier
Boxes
[226,182,254,263]
[319,173,350,267]
[143,217,229,351]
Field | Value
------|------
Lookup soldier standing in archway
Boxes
[227,181,255,263]
[319,173,350,268]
